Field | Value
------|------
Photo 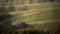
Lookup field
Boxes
[9,2,60,25]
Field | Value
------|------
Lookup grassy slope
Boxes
[9,2,60,25]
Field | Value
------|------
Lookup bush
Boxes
[8,7,16,12]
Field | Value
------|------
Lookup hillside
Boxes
[9,2,60,24]
[9,2,60,31]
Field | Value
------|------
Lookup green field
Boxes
[9,2,60,25]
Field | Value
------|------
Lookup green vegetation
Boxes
[9,2,60,25]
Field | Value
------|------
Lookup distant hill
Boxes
[9,2,60,31]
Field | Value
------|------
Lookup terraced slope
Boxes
[9,2,60,25]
